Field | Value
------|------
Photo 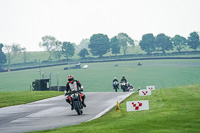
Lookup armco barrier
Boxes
[1,56,200,73]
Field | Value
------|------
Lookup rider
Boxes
[120,76,128,92]
[128,84,134,92]
[113,77,119,92]
[120,75,127,83]
[65,75,86,110]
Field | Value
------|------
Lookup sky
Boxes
[0,0,200,51]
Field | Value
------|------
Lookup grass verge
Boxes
[30,85,200,133]
[0,91,63,108]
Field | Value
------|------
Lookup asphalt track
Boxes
[0,92,133,133]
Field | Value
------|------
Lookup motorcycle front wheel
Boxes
[74,102,82,115]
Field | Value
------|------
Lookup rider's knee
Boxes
[66,98,70,103]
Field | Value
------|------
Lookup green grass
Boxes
[29,84,200,133]
[0,91,63,108]
[0,59,200,92]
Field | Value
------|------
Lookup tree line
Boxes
[140,32,200,54]
[37,31,200,60]
[0,31,200,70]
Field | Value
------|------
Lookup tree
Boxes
[78,39,90,50]
[0,43,7,70]
[110,36,120,55]
[139,33,155,54]
[39,35,56,61]
[88,33,110,57]
[78,48,89,58]
[62,42,75,59]
[22,51,30,63]
[73,43,78,50]
[4,44,25,68]
[52,40,63,61]
[117,33,134,55]
[187,32,200,51]
[155,33,173,54]
[171,35,187,52]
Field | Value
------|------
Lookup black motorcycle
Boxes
[65,90,84,115]
[71,91,84,115]
[121,82,128,92]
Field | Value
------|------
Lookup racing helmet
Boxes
[68,75,74,83]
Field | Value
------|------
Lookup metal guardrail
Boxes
[1,51,200,72]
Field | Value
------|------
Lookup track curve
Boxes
[0,92,133,133]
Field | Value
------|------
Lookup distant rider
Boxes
[128,84,134,92]
[65,75,86,110]
[113,77,119,92]
[120,76,128,92]
[120,76,127,83]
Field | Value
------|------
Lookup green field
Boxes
[0,58,200,132]
[29,85,200,133]
[0,59,200,92]
[0,91,62,108]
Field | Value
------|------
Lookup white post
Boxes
[49,73,52,90]
[57,72,59,91]
[42,72,45,79]
[39,59,41,79]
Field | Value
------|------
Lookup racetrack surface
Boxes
[0,92,133,133]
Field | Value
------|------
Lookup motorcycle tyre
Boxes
[74,102,81,115]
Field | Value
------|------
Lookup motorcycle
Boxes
[65,90,84,115]
[121,82,128,92]
[71,91,84,115]
[113,81,119,92]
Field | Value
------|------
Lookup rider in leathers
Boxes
[113,77,119,92]
[65,75,86,110]
[120,76,128,92]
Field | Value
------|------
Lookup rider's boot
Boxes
[82,101,86,107]
[82,96,86,107]
[71,104,74,110]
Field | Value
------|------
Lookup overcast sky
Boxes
[0,0,200,51]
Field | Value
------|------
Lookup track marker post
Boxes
[116,101,120,112]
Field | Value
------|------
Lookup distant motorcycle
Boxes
[65,90,84,115]
[113,81,119,92]
[121,82,128,92]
